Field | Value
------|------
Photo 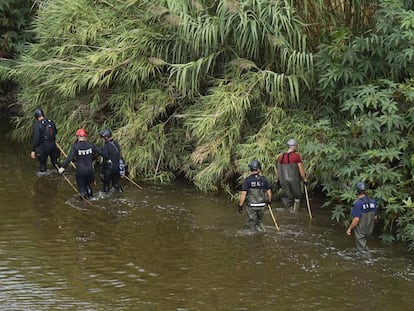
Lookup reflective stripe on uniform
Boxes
[248,203,266,207]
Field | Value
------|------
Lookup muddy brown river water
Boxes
[0,123,412,310]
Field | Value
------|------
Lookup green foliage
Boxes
[395,198,414,250]
[331,205,346,222]
[0,0,37,95]
[313,0,414,248]
[8,0,314,187]
[379,232,395,244]
[294,0,377,49]
[0,0,35,58]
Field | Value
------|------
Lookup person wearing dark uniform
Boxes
[30,108,60,173]
[238,160,272,231]
[58,128,100,199]
[276,139,307,213]
[346,182,378,255]
[99,129,123,193]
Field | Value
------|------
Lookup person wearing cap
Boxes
[276,138,307,213]
[58,128,101,199]
[99,129,123,193]
[238,160,272,231]
[31,108,60,173]
[346,182,378,254]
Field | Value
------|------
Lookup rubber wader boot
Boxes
[256,223,266,232]
[114,185,123,192]
[87,186,93,199]
[292,199,300,213]
[39,163,46,172]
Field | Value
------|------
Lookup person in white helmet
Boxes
[276,139,307,213]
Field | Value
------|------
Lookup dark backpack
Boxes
[42,119,56,141]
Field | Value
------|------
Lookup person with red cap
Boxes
[58,128,101,199]
[276,138,307,213]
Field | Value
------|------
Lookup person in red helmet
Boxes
[58,128,101,199]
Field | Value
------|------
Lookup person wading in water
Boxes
[30,108,60,173]
[58,128,101,199]
[346,182,378,257]
[276,139,307,213]
[238,160,272,231]
[99,128,123,193]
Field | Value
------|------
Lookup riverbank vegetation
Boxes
[0,0,37,111]
[1,0,414,249]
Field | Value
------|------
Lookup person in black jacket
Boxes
[30,108,60,173]
[58,128,100,199]
[99,129,123,193]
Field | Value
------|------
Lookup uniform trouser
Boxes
[101,168,123,192]
[354,227,370,253]
[280,180,302,208]
[76,170,95,198]
[246,205,265,230]
[37,142,60,172]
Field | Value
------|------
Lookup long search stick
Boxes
[55,164,92,205]
[304,184,313,219]
[122,175,143,190]
[267,204,280,231]
[56,142,76,169]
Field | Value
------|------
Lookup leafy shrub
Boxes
[313,0,414,248]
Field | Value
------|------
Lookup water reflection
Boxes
[0,133,413,310]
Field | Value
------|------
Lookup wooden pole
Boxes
[122,175,143,190]
[56,142,76,169]
[267,204,280,231]
[304,184,313,220]
[154,145,164,178]
[55,164,92,205]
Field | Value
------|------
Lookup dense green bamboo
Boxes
[7,0,314,187]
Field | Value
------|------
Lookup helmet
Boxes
[34,108,44,119]
[287,139,298,146]
[248,160,261,171]
[76,128,88,137]
[100,129,112,138]
[356,182,367,193]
